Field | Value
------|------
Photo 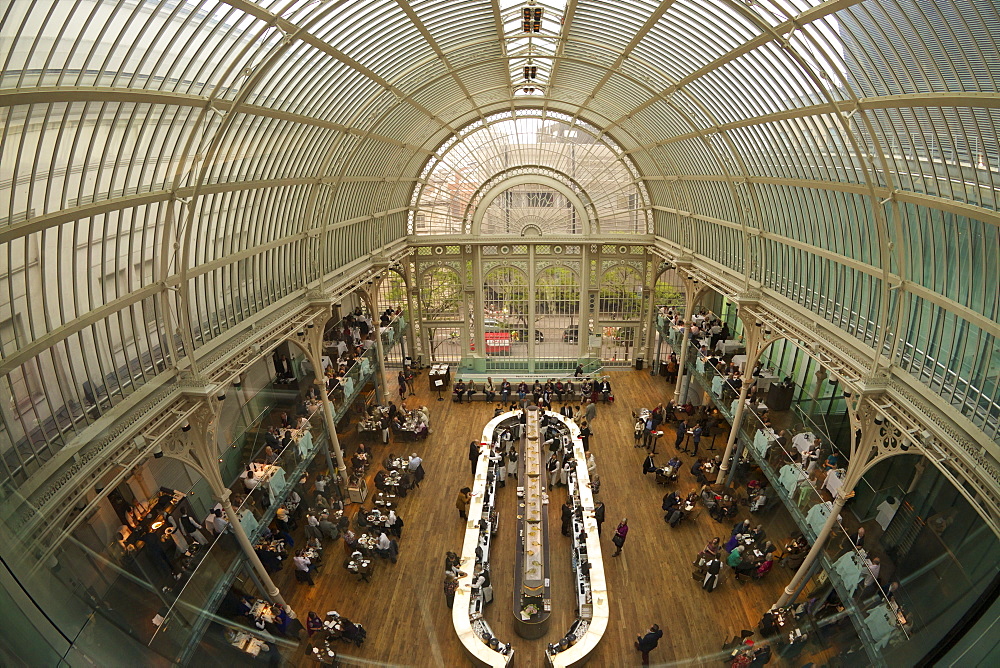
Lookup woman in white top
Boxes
[506,447,518,477]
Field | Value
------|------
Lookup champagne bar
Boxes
[514,405,552,639]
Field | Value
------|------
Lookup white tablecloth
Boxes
[716,339,743,355]
[833,549,866,596]
[824,469,845,497]
[806,500,842,538]
[792,432,815,454]
[751,429,777,457]
[778,464,809,495]
[732,354,748,370]
[876,499,900,530]
[755,373,780,391]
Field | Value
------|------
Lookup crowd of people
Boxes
[449,375,614,409]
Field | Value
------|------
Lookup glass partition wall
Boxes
[0,307,403,666]
[679,331,1000,666]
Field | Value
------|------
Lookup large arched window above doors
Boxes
[410,110,649,236]
[480,184,584,236]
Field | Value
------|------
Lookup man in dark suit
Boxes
[468,441,480,475]
[598,378,612,401]
[635,624,664,665]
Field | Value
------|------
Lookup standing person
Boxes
[579,421,592,452]
[860,556,881,599]
[665,354,678,384]
[560,457,573,486]
[380,413,390,444]
[547,453,560,488]
[506,445,518,478]
[702,556,722,592]
[584,399,597,424]
[561,500,573,536]
[727,545,746,582]
[443,573,459,609]
[594,500,606,536]
[675,419,689,453]
[179,511,209,545]
[691,423,703,456]
[293,550,315,586]
[404,366,415,395]
[456,487,472,520]
[635,624,663,666]
[468,441,480,475]
[611,518,629,557]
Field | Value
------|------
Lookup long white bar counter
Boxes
[544,411,609,667]
[452,409,608,666]
[452,412,516,667]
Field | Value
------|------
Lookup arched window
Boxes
[411,111,648,236]
[480,184,583,236]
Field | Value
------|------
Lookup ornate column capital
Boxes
[160,397,224,490]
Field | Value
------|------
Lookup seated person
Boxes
[375,532,398,562]
[661,491,681,514]
[691,459,708,485]
[598,379,612,400]
[517,381,529,400]
[453,380,467,403]
[781,537,809,568]
[465,380,477,401]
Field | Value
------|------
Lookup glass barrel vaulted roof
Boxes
[1,0,999,492]
[411,112,649,235]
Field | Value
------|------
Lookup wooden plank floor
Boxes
[271,368,808,667]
